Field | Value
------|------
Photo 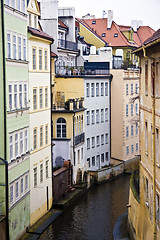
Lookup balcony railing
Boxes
[58,39,78,51]
[75,132,85,146]
[113,56,138,70]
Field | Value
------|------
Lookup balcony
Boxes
[58,39,78,51]
[112,56,138,70]
[75,132,85,146]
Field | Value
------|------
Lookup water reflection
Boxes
[39,174,131,240]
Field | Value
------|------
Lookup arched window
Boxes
[56,118,66,138]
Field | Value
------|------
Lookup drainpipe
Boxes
[1,0,9,239]
[143,47,156,240]
[73,112,75,167]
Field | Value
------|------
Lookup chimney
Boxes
[107,10,113,29]
[131,20,143,32]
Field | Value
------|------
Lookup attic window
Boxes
[114,33,118,37]
[92,21,96,24]
[102,33,106,37]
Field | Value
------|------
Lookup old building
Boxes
[128,29,160,240]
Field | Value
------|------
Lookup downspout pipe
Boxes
[142,46,156,240]
[73,112,75,167]
[1,0,9,239]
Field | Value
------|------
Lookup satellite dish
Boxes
[55,156,64,167]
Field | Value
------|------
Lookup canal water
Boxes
[39,174,131,240]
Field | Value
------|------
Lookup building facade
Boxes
[27,0,53,225]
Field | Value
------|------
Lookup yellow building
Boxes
[128,30,160,240]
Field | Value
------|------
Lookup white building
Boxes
[27,0,53,225]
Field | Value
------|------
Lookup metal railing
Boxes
[75,132,85,146]
[58,39,78,51]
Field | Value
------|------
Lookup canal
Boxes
[39,174,131,240]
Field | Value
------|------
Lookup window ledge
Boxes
[6,58,28,64]
[7,107,29,114]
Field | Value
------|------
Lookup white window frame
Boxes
[96,83,99,97]
[105,82,108,96]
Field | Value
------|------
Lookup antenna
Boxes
[102,10,107,18]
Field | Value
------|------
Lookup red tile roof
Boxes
[58,19,68,29]
[76,18,155,48]
[143,28,160,45]
[28,27,54,42]
[51,51,58,58]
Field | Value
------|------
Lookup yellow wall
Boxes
[79,23,105,49]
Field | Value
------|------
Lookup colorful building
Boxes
[128,29,160,240]
[27,0,53,225]
[4,0,30,239]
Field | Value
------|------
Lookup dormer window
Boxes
[114,33,118,37]
[102,33,106,37]
[92,20,96,24]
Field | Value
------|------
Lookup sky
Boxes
[58,0,160,31]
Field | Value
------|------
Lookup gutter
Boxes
[1,1,9,239]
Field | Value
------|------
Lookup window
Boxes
[16,182,19,199]
[12,0,15,8]
[34,15,37,29]
[126,146,129,155]
[40,164,43,183]
[46,160,49,178]
[14,84,18,109]
[92,137,95,148]
[86,111,90,125]
[33,128,37,150]
[136,143,138,152]
[156,194,160,222]
[105,82,108,96]
[86,83,89,97]
[155,60,160,97]
[96,109,99,123]
[40,126,43,147]
[45,124,48,144]
[33,88,37,110]
[145,61,148,95]
[22,0,25,13]
[96,155,100,168]
[39,49,42,70]
[101,134,104,145]
[15,133,18,157]
[114,33,118,37]
[96,135,100,146]
[32,48,36,70]
[105,133,108,144]
[136,123,138,135]
[25,175,28,190]
[126,105,128,116]
[23,38,26,60]
[39,87,43,109]
[92,156,95,166]
[106,152,108,161]
[102,33,106,37]
[87,138,90,149]
[87,158,90,168]
[156,128,159,163]
[131,104,133,116]
[101,109,104,122]
[145,178,149,205]
[57,118,66,138]
[135,83,138,94]
[10,135,13,160]
[10,185,13,204]
[20,131,23,154]
[101,83,104,96]
[101,153,104,162]
[25,129,28,152]
[9,84,12,109]
[131,144,134,153]
[18,37,21,60]
[13,35,16,59]
[19,84,22,108]
[126,126,129,138]
[96,83,99,96]
[91,110,95,124]
[92,20,96,24]
[20,178,23,194]
[131,84,133,95]
[105,108,108,122]
[29,13,31,27]
[45,50,48,71]
[126,84,128,95]
[91,83,94,97]
[45,87,48,108]
[24,83,27,107]
[7,33,11,58]
[145,121,148,152]
[81,148,83,160]
[34,167,37,188]
[131,125,134,137]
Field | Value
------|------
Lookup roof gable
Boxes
[27,0,40,16]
